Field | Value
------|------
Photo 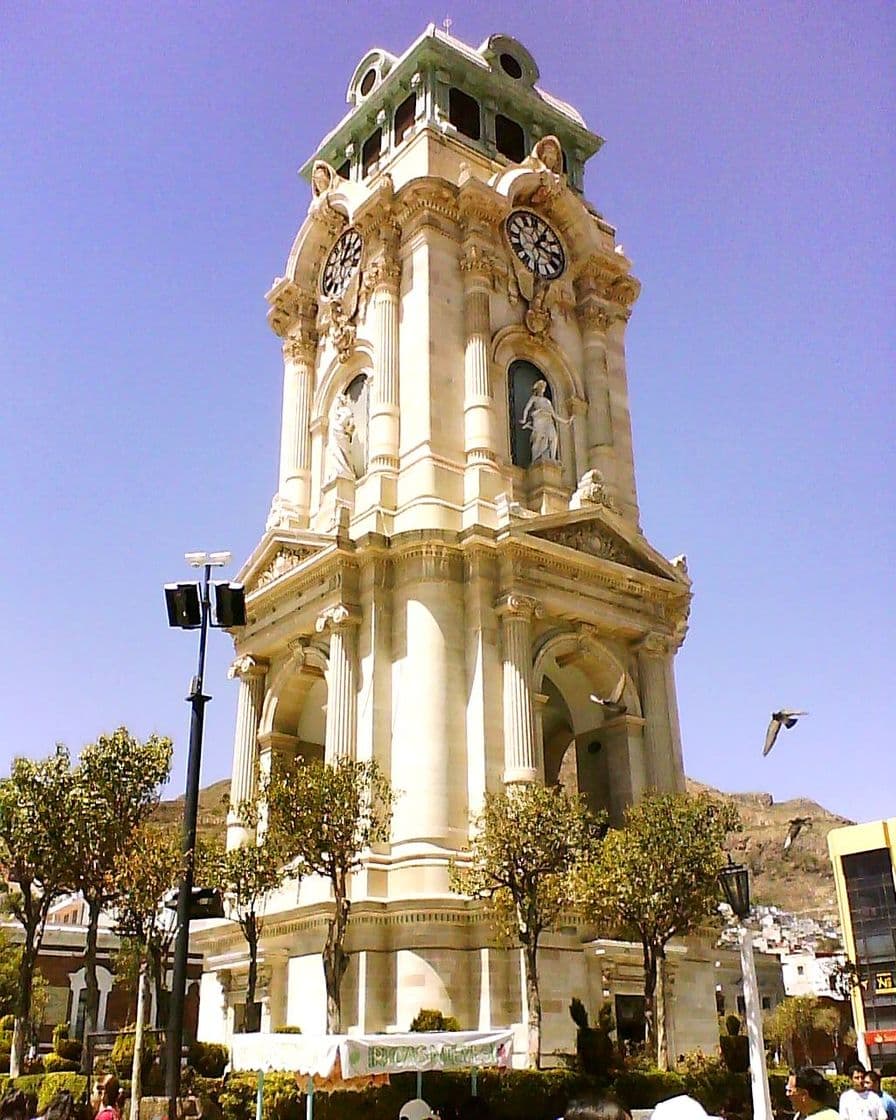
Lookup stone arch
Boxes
[259,644,330,770]
[532,626,641,822]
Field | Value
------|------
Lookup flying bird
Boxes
[762,709,808,756]
[590,675,627,716]
[784,817,812,851]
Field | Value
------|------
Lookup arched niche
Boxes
[508,358,557,469]
[492,327,583,487]
[259,646,329,767]
[533,628,640,821]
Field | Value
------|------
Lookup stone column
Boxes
[272,297,317,528]
[226,655,268,850]
[569,396,589,484]
[574,271,613,468]
[496,593,540,784]
[638,635,681,793]
[367,238,401,475]
[460,246,496,470]
[458,182,502,527]
[316,604,360,763]
[604,310,640,523]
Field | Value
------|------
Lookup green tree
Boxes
[262,757,393,1033]
[449,783,604,1068]
[68,728,172,1071]
[113,824,183,1025]
[0,930,24,1019]
[574,792,740,1070]
[764,995,840,1067]
[206,833,285,1032]
[0,745,75,1075]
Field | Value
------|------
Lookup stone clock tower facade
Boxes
[196,27,708,1060]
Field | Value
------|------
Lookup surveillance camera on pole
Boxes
[163,551,245,1118]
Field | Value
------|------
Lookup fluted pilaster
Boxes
[576,302,613,465]
[367,248,401,474]
[226,655,268,849]
[278,328,317,521]
[316,605,361,763]
[461,245,497,467]
[496,593,540,783]
[638,635,681,792]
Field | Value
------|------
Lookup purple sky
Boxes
[2,2,893,828]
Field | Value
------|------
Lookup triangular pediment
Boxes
[509,506,689,585]
[238,530,333,596]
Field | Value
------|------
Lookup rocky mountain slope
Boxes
[153,776,850,922]
[687,778,852,925]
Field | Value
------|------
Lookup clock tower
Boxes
[201,26,702,1059]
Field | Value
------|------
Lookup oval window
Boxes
[360,68,377,95]
[499,53,523,79]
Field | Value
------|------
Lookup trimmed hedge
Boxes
[36,1073,89,1113]
[43,1055,81,1074]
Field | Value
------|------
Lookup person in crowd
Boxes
[840,1064,887,1120]
[92,1078,120,1120]
[786,1067,839,1120]
[563,1098,632,1120]
[865,1071,896,1120]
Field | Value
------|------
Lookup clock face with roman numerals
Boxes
[505,210,565,280]
[321,228,363,298]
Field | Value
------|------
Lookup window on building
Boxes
[797,965,805,975]
[495,114,525,163]
[499,53,523,79]
[449,88,480,141]
[394,93,416,146]
[360,68,377,96]
[762,996,772,1010]
[362,129,382,177]
[336,160,350,180]
[737,995,746,1015]
[842,848,896,1033]
[715,990,725,1016]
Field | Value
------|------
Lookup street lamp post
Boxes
[719,860,773,1120]
[164,552,245,1120]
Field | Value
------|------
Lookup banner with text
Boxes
[339,1031,514,1079]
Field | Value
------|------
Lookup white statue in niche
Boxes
[521,379,571,464]
[326,394,357,481]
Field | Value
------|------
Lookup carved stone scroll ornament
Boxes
[570,469,619,513]
[265,494,302,532]
[524,283,551,336]
[311,160,338,198]
[495,592,543,620]
[315,604,359,633]
[227,654,267,681]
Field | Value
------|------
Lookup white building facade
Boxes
[195,26,710,1062]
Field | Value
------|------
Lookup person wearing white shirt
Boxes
[840,1064,887,1120]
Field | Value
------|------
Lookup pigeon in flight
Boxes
[762,709,808,756]
[784,817,812,851]
[590,675,627,716]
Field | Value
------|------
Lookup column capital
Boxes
[494,592,542,621]
[315,603,361,633]
[459,243,499,288]
[637,632,670,656]
[266,277,317,339]
[227,654,269,681]
[363,254,402,295]
[282,326,318,365]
